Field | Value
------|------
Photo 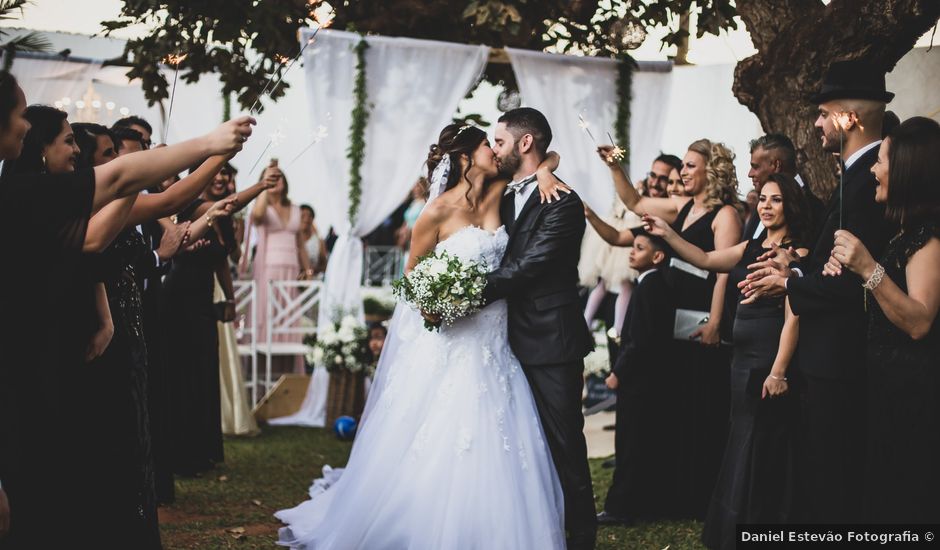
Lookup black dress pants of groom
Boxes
[523,360,597,549]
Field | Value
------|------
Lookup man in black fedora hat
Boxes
[741,58,897,523]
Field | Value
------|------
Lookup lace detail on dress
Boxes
[275,222,565,550]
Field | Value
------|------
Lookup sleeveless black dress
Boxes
[163,199,234,475]
[703,238,802,549]
[0,170,95,546]
[864,224,940,523]
[667,200,732,519]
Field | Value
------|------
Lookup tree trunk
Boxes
[733,0,940,200]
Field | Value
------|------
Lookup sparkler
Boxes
[248,12,333,114]
[605,131,626,162]
[833,111,854,229]
[162,53,187,143]
[288,123,330,167]
[578,113,597,144]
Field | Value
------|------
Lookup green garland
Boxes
[347,37,370,224]
[614,53,635,167]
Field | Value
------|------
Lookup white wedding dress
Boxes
[276,225,565,549]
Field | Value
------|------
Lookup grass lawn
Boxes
[159,426,705,549]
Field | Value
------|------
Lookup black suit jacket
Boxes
[788,144,896,379]
[484,187,593,365]
[612,270,673,380]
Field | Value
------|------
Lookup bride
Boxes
[275,123,570,549]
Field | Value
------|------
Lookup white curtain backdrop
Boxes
[11,57,104,112]
[270,29,490,427]
[506,49,671,212]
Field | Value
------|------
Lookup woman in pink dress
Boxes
[250,162,313,374]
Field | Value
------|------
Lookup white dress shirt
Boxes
[512,173,538,219]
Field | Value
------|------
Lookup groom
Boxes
[483,107,597,550]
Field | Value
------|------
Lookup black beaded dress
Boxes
[864,224,940,523]
[81,226,161,548]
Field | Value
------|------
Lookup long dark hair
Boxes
[763,172,812,248]
[0,71,19,132]
[884,116,940,232]
[72,122,115,170]
[426,123,487,196]
[1,105,68,178]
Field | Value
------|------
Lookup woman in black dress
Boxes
[825,116,940,523]
[0,72,256,546]
[647,173,813,548]
[164,169,274,476]
[593,140,743,518]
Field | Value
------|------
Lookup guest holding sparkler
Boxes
[592,138,743,518]
[0,70,255,545]
[742,59,896,522]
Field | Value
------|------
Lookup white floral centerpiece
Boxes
[583,329,611,378]
[306,314,371,375]
[392,250,488,331]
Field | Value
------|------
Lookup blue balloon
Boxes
[333,415,358,440]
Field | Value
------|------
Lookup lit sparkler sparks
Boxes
[162,53,188,143]
[605,131,626,162]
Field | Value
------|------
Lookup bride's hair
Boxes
[427,123,487,195]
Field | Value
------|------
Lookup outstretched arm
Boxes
[644,214,746,272]
[585,203,635,247]
[83,195,138,252]
[124,155,229,226]
[91,117,253,212]
[597,145,685,221]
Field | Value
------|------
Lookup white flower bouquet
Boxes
[392,250,488,331]
[306,314,372,374]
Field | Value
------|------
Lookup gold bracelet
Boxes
[206,213,214,227]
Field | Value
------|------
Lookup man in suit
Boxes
[744,133,826,241]
[742,59,897,522]
[597,231,675,525]
[484,107,596,549]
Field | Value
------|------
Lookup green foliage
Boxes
[0,0,51,70]
[346,38,369,224]
[103,0,317,111]
[615,54,635,166]
[106,1,739,112]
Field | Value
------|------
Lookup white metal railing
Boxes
[363,245,403,286]
[263,280,323,394]
[232,280,259,403]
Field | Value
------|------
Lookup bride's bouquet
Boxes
[392,250,488,331]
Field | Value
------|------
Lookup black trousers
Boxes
[522,361,597,549]
[797,373,866,523]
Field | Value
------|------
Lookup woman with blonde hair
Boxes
[591,139,743,519]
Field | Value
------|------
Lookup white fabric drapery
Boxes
[506,48,671,212]
[269,29,490,427]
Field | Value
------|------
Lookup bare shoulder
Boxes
[713,204,742,225]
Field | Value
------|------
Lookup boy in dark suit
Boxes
[597,231,675,525]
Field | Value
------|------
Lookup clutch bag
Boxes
[673,308,710,341]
